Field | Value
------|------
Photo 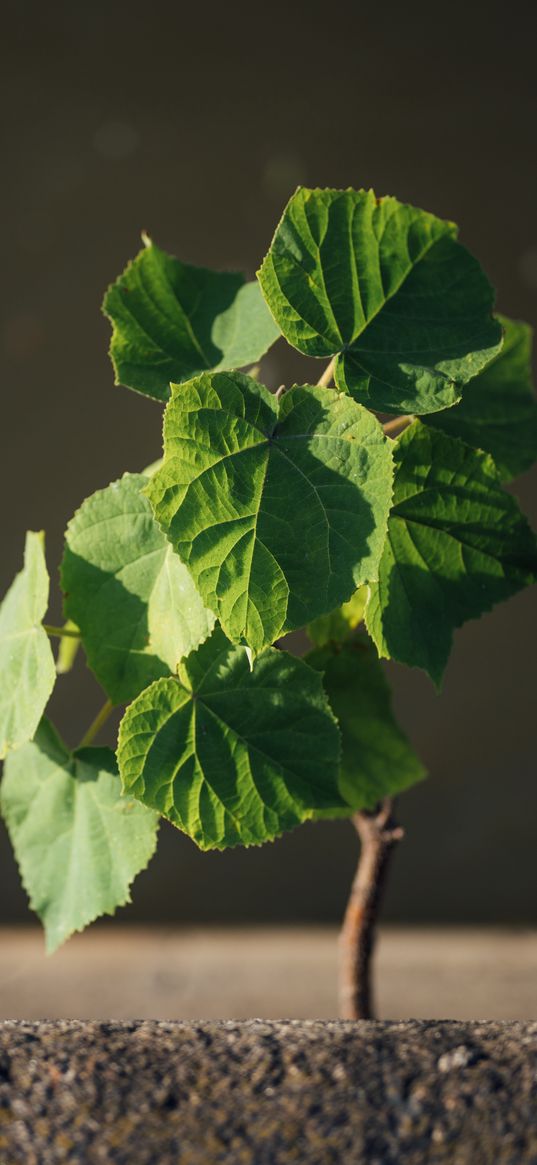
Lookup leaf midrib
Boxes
[279,199,450,353]
[137,253,212,369]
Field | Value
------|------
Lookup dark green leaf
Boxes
[258,187,502,414]
[308,636,426,812]
[117,627,345,849]
[366,422,537,684]
[103,238,281,402]
[146,371,394,653]
[424,316,537,481]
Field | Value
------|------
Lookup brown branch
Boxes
[317,357,336,387]
[383,414,414,436]
[339,798,403,1019]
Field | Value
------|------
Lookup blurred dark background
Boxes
[1,0,536,927]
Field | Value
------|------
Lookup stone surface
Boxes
[1,926,537,1020]
[0,1019,537,1163]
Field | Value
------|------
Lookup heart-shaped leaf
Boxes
[103,238,281,402]
[61,473,215,704]
[0,532,56,758]
[146,371,394,653]
[1,719,158,952]
[308,636,426,813]
[258,187,502,415]
[118,627,345,849]
[424,316,537,482]
[366,422,537,684]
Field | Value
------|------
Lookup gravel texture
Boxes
[0,1019,536,1163]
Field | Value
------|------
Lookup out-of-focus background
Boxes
[1,0,536,946]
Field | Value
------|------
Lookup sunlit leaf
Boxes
[0,532,56,758]
[61,473,215,704]
[258,187,502,414]
[118,627,345,849]
[366,422,537,684]
[103,238,281,402]
[1,719,158,952]
[146,371,394,652]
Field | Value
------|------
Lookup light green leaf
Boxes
[0,719,158,952]
[146,371,394,653]
[307,636,426,813]
[424,316,537,481]
[0,532,56,758]
[103,238,281,403]
[258,187,502,415]
[307,587,368,647]
[56,620,81,675]
[61,473,215,704]
[366,422,537,685]
[118,627,345,849]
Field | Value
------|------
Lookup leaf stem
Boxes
[317,357,336,387]
[43,624,80,639]
[78,700,115,749]
[383,414,414,436]
[339,799,403,1019]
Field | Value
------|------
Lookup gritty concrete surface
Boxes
[0,926,536,1020]
[0,1019,537,1163]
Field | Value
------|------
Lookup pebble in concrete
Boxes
[0,1019,536,1163]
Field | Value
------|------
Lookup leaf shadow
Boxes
[62,551,172,705]
[269,390,386,630]
[182,270,245,368]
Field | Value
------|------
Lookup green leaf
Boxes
[146,371,394,653]
[424,316,537,482]
[307,587,368,647]
[258,187,502,415]
[117,627,345,849]
[0,719,158,952]
[0,532,56,759]
[307,636,426,813]
[61,473,215,704]
[103,238,281,403]
[366,422,537,685]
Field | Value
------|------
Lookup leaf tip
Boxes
[45,930,65,957]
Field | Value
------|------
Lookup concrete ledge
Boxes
[1,1020,537,1163]
[2,926,537,1020]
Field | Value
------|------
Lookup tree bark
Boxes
[339,799,403,1020]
